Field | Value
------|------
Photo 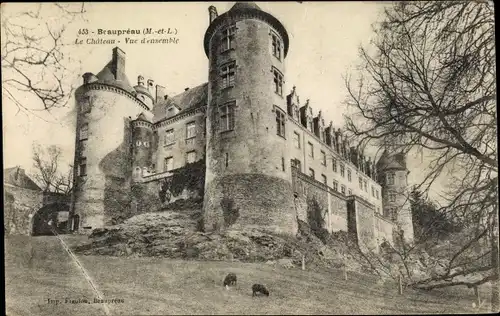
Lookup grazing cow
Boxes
[252,284,269,297]
[223,273,237,289]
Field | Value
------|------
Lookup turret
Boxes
[131,113,154,180]
[208,5,218,24]
[203,2,296,234]
[134,75,154,109]
[377,150,414,244]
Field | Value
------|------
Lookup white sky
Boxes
[1,1,448,199]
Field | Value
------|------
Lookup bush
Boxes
[221,197,239,227]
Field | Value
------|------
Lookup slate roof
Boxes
[230,2,262,12]
[4,167,42,191]
[153,82,208,123]
[376,150,407,171]
[96,61,135,93]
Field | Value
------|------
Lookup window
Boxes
[80,123,88,140]
[275,108,286,137]
[164,157,174,171]
[186,122,196,139]
[308,142,314,158]
[291,158,301,171]
[347,169,352,182]
[220,24,236,52]
[363,180,368,192]
[333,181,338,192]
[321,174,327,185]
[340,164,345,177]
[389,192,396,202]
[186,151,196,164]
[293,132,300,148]
[81,97,91,113]
[79,158,87,176]
[308,168,315,179]
[281,157,285,171]
[220,62,235,89]
[273,68,284,96]
[371,186,375,197]
[80,140,87,157]
[219,102,236,132]
[225,153,229,168]
[387,173,395,185]
[271,33,281,60]
[348,189,352,196]
[376,190,379,199]
[341,185,346,195]
[307,119,313,132]
[164,129,174,146]
[321,151,326,166]
[332,158,337,172]
[377,207,381,214]
[359,177,363,189]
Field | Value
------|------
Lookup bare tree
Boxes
[1,3,86,115]
[344,0,497,309]
[31,142,73,194]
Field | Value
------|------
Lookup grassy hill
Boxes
[4,235,492,315]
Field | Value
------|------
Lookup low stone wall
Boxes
[292,170,348,234]
[4,185,44,235]
[375,213,395,245]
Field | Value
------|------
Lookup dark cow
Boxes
[223,273,237,288]
[252,284,269,297]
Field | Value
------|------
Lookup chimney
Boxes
[111,47,126,81]
[209,6,218,24]
[156,84,167,103]
[83,72,98,85]
[184,87,189,91]
[147,79,154,95]
[138,75,145,86]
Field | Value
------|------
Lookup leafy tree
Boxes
[410,186,461,244]
[344,1,497,308]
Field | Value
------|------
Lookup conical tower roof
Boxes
[376,150,407,171]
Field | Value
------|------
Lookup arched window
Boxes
[136,140,142,146]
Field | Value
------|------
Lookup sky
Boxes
[1,1,448,199]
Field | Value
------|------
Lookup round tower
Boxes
[131,113,154,180]
[202,2,296,234]
[133,75,154,110]
[72,47,152,232]
[377,151,414,244]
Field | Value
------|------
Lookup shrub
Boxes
[221,196,239,227]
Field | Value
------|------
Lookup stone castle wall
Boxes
[291,168,396,252]
[292,169,348,233]
[4,185,44,235]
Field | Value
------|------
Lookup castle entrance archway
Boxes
[31,203,70,236]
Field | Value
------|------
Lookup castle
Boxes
[71,2,414,251]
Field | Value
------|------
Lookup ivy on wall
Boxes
[159,159,205,203]
[306,196,329,243]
